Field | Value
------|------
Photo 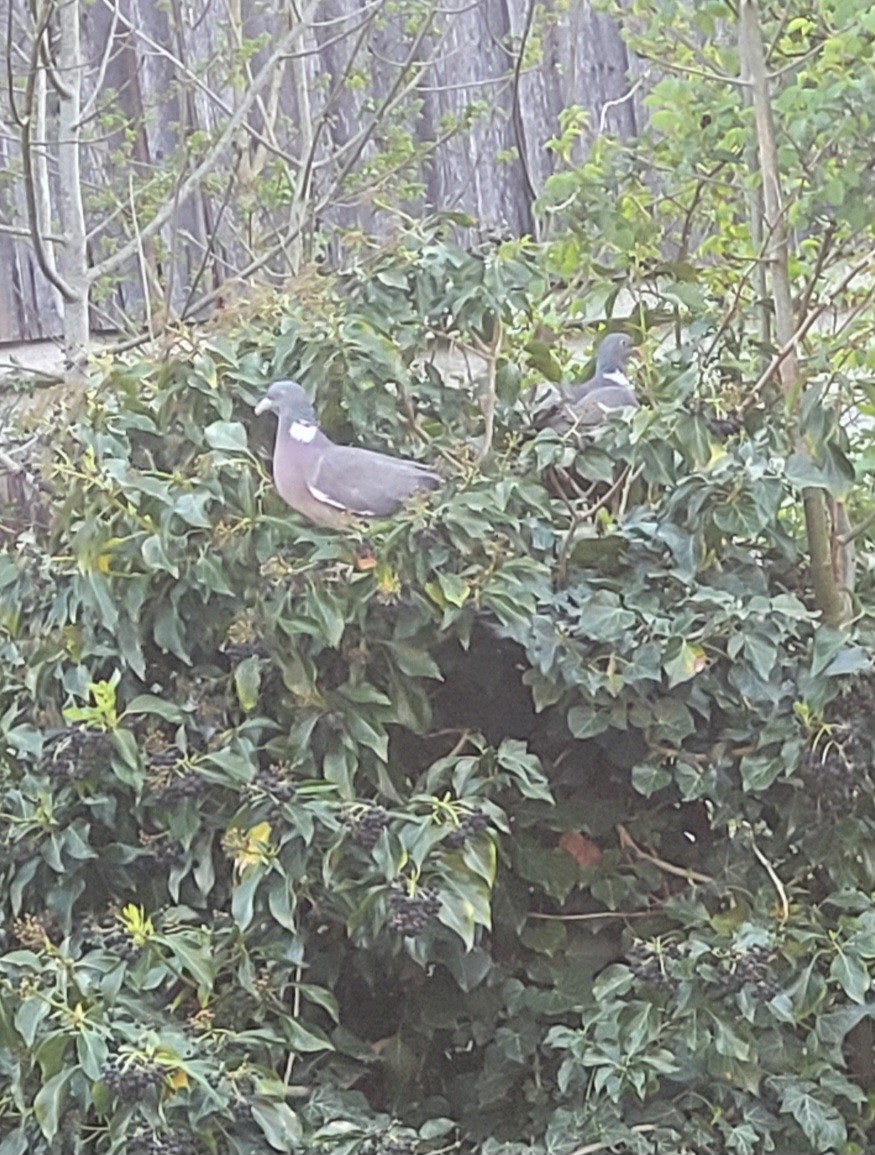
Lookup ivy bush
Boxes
[1,229,875,1155]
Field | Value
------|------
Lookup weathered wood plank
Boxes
[0,0,640,342]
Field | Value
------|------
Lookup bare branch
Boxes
[90,2,321,282]
[509,0,538,220]
[77,0,121,125]
[598,77,644,135]
[0,222,64,242]
[739,245,875,415]
[19,0,77,301]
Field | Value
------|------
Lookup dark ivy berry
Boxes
[345,807,390,849]
[380,1140,417,1155]
[103,927,144,962]
[144,836,184,867]
[626,940,680,989]
[804,747,860,811]
[148,746,182,772]
[39,726,112,781]
[156,774,207,803]
[225,640,270,665]
[388,885,440,936]
[723,944,779,997]
[706,413,744,437]
[230,1098,251,1124]
[252,764,295,802]
[100,1055,164,1101]
[129,1126,195,1155]
[444,809,489,849]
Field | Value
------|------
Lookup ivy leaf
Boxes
[33,1070,72,1142]
[234,654,262,712]
[142,533,179,577]
[285,1018,334,1053]
[663,639,707,688]
[830,951,870,1004]
[123,694,185,723]
[251,1101,303,1152]
[205,420,249,452]
[778,1083,847,1150]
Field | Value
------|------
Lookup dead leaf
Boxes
[559,831,602,867]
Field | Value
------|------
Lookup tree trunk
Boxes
[55,0,91,367]
[738,0,850,626]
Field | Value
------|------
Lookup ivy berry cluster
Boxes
[723,945,781,1000]
[129,1126,195,1155]
[388,885,441,935]
[443,809,489,849]
[100,1054,165,1101]
[626,940,681,990]
[359,1133,417,1155]
[250,763,296,802]
[40,726,112,781]
[345,806,390,850]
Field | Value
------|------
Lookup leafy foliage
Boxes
[2,220,875,1155]
[6,0,875,1141]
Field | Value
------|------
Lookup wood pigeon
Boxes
[535,333,638,433]
[254,380,441,527]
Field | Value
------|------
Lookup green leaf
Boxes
[285,1018,334,1053]
[154,602,192,663]
[306,588,345,648]
[123,694,185,723]
[205,420,249,452]
[830,950,870,1003]
[823,646,871,677]
[567,705,610,739]
[437,572,471,607]
[165,934,217,996]
[251,1101,303,1152]
[663,639,706,688]
[15,998,49,1047]
[437,891,477,951]
[419,1119,455,1140]
[174,491,213,528]
[234,654,262,712]
[142,533,179,577]
[592,965,634,1001]
[631,762,672,796]
[740,752,784,792]
[778,1083,846,1150]
[33,1070,72,1143]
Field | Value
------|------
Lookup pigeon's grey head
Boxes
[254,380,317,424]
[595,333,636,374]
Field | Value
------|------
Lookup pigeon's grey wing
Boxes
[533,398,576,433]
[306,445,441,517]
[533,371,601,431]
[565,375,600,404]
[573,385,638,427]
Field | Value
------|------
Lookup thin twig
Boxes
[739,246,875,415]
[472,319,503,463]
[567,1125,657,1155]
[283,964,303,1084]
[509,0,539,214]
[92,5,321,282]
[528,909,653,922]
[838,504,875,547]
[617,824,714,885]
[598,78,644,135]
[749,834,789,924]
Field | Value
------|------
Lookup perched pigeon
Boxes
[535,332,638,433]
[254,380,441,527]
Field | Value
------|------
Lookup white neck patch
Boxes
[603,370,631,388]
[289,421,317,443]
